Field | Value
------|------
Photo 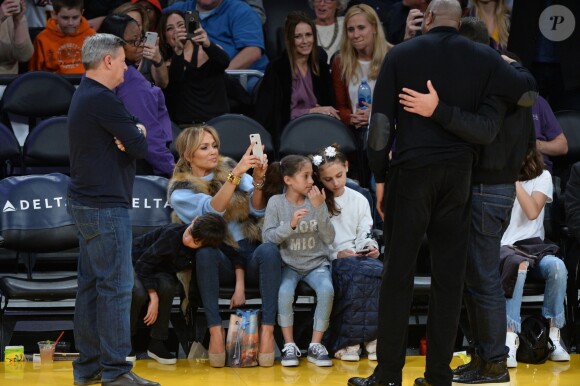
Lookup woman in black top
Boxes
[159,10,230,125]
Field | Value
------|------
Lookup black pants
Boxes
[374,161,472,386]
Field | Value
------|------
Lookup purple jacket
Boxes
[116,65,175,177]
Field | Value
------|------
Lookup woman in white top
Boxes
[313,145,381,362]
[500,148,569,367]
[310,0,348,62]
[330,4,390,186]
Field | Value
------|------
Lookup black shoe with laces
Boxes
[452,359,510,385]
[452,354,481,379]
[102,371,160,386]
[347,374,401,386]
[147,338,176,365]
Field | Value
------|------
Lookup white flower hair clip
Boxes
[324,146,337,158]
[312,155,323,167]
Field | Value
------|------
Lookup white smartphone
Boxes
[145,31,158,47]
[249,133,264,163]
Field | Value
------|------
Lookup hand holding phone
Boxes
[185,10,200,40]
[356,246,370,254]
[249,133,265,163]
[144,31,158,47]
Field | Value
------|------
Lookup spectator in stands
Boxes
[167,126,282,368]
[114,2,169,88]
[164,0,269,76]
[29,0,95,74]
[508,0,580,112]
[469,0,509,50]
[131,0,162,32]
[158,10,230,125]
[263,154,335,368]
[331,4,390,185]
[309,0,348,62]
[84,0,126,31]
[24,0,50,28]
[255,12,337,148]
[312,145,381,362]
[99,13,175,178]
[129,212,232,365]
[533,95,568,173]
[0,0,33,74]
[499,147,570,368]
[384,0,429,44]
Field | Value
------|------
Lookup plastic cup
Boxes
[37,341,55,363]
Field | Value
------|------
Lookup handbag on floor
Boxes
[516,315,555,364]
[225,309,260,367]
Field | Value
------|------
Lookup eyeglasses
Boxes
[124,35,146,47]
[313,0,335,4]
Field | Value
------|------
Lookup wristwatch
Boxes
[226,172,242,186]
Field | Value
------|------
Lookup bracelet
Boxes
[252,178,265,190]
[152,58,164,68]
[226,172,242,186]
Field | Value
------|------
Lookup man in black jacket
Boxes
[348,1,537,385]
[397,17,537,385]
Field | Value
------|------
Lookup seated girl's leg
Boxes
[246,242,282,326]
[278,267,302,337]
[150,272,178,341]
[130,272,148,338]
[506,262,528,333]
[303,265,334,336]
[531,255,568,328]
[195,246,236,327]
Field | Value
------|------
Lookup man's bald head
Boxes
[422,0,462,33]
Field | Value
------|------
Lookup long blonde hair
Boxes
[173,125,220,175]
[338,4,390,84]
[471,0,510,48]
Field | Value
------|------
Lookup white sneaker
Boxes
[334,344,360,361]
[506,331,519,368]
[365,340,377,361]
[549,327,570,362]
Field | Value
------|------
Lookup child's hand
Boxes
[290,208,309,229]
[143,292,159,326]
[230,289,245,309]
[307,185,326,207]
[337,249,356,258]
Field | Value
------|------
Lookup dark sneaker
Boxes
[348,374,401,386]
[281,343,301,367]
[147,338,177,365]
[452,359,510,385]
[102,371,160,386]
[307,343,333,367]
[452,354,481,379]
[126,349,136,363]
[74,371,102,385]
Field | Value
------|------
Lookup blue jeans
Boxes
[69,200,133,383]
[196,242,282,326]
[507,255,568,333]
[464,183,515,362]
[278,265,334,332]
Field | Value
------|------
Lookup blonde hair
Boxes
[173,125,221,175]
[114,2,149,32]
[471,0,510,48]
[338,4,391,84]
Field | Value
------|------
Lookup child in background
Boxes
[29,0,95,73]
[262,155,336,367]
[312,145,381,362]
[130,212,241,365]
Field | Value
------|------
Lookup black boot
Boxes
[414,378,433,386]
[452,354,481,379]
[452,359,510,385]
[347,374,401,386]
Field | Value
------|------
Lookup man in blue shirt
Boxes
[165,0,268,73]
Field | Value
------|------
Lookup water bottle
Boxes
[358,79,372,110]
